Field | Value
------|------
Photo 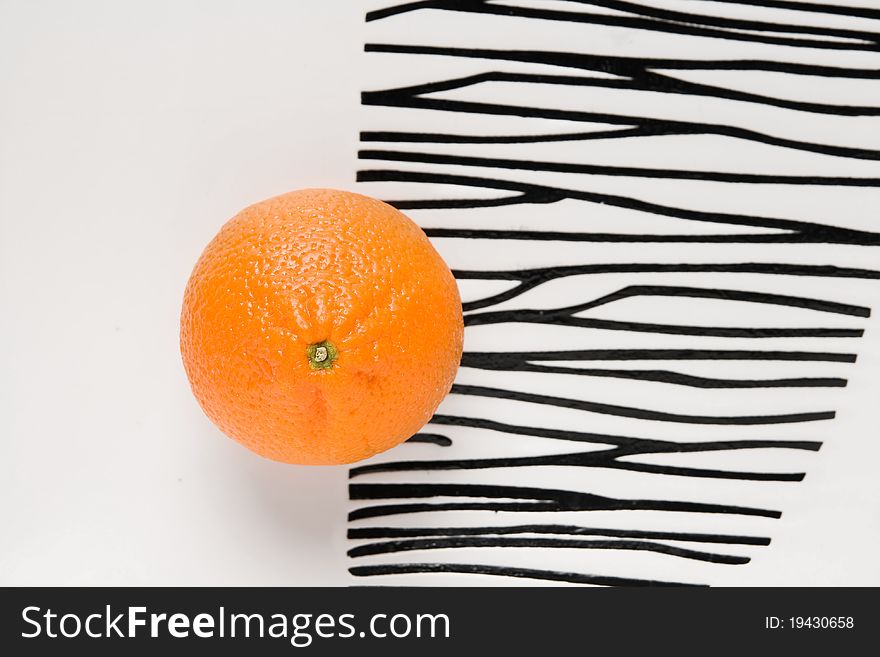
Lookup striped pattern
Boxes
[348,0,880,586]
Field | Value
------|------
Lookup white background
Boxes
[2,0,879,586]
[1,0,357,585]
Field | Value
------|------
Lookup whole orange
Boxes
[180,189,463,465]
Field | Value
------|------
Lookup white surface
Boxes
[1,0,358,585]
[345,2,880,586]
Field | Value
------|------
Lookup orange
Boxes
[180,189,463,465]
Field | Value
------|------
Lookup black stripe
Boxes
[348,536,750,565]
[349,483,781,519]
[367,0,880,52]
[347,524,772,546]
[359,170,880,245]
[460,349,857,363]
[362,148,880,186]
[454,263,880,311]
[350,562,702,586]
[406,433,454,446]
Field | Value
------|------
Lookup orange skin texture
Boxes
[180,189,463,464]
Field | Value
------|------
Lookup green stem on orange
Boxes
[307,340,338,370]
